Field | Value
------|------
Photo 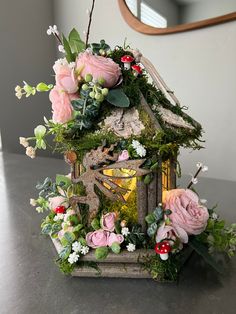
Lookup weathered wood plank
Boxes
[136,179,148,232]
[147,172,157,214]
[169,157,177,189]
[156,156,162,204]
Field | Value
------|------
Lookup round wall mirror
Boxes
[118,0,236,34]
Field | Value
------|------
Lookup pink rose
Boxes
[49,86,76,123]
[156,222,188,245]
[163,189,209,235]
[48,196,69,210]
[76,51,121,88]
[118,150,129,162]
[101,212,117,231]
[86,229,108,248]
[107,232,124,247]
[53,62,78,94]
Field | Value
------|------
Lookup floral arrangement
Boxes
[16,1,236,281]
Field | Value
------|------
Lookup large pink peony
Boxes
[76,51,121,88]
[53,62,78,94]
[107,232,124,247]
[101,212,117,232]
[163,189,209,235]
[86,229,108,248]
[49,86,77,124]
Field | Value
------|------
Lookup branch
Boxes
[85,0,96,48]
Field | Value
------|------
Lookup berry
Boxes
[82,84,89,91]
[89,91,95,98]
[54,205,66,214]
[85,74,93,82]
[101,88,108,96]
[97,77,106,86]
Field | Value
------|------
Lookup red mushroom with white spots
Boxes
[154,241,171,260]
[121,55,134,70]
[132,64,142,77]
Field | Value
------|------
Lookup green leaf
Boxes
[34,125,46,138]
[62,34,75,63]
[68,28,85,53]
[36,82,52,92]
[144,174,153,185]
[60,236,69,247]
[73,224,83,232]
[189,237,224,274]
[106,88,130,108]
[64,232,76,243]
[91,218,100,230]
[41,223,52,235]
[51,223,62,235]
[56,174,71,189]
[145,213,156,224]
[78,237,87,246]
[111,242,121,254]
[147,223,158,237]
[95,247,109,260]
[67,215,79,225]
[153,207,164,221]
[59,245,71,260]
[71,99,84,111]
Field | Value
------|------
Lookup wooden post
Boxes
[137,179,148,232]
[147,172,157,214]
[169,157,177,189]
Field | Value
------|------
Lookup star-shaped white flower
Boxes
[80,246,89,255]
[121,227,130,237]
[126,243,136,252]
[68,252,79,264]
[72,241,82,253]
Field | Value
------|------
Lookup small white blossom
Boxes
[54,58,68,67]
[80,246,89,255]
[131,140,146,157]
[131,140,139,149]
[191,177,198,185]
[58,45,65,53]
[36,206,43,213]
[30,198,37,206]
[26,146,36,159]
[196,162,203,169]
[15,85,21,92]
[68,62,76,69]
[15,90,23,99]
[202,165,208,172]
[53,213,64,221]
[212,212,218,220]
[19,137,29,148]
[72,241,82,253]
[68,252,79,264]
[121,227,130,237]
[200,199,207,204]
[126,243,136,252]
[47,25,59,36]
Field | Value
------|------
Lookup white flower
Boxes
[36,206,43,213]
[58,45,65,53]
[72,241,82,253]
[15,85,21,92]
[47,25,59,36]
[68,62,76,69]
[212,212,218,220]
[26,146,36,159]
[202,165,208,172]
[121,227,130,237]
[196,162,203,169]
[53,213,64,221]
[15,91,23,99]
[131,140,146,157]
[19,137,29,148]
[68,252,79,264]
[200,199,207,204]
[126,243,136,252]
[191,177,198,185]
[30,198,37,206]
[80,246,89,255]
[54,58,68,67]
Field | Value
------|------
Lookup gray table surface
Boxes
[0,152,236,314]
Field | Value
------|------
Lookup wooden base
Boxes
[51,238,193,279]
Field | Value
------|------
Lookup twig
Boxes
[53,32,63,45]
[187,166,202,189]
[85,0,96,48]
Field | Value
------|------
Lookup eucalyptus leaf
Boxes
[147,222,158,237]
[95,247,109,260]
[59,245,71,260]
[71,99,84,111]
[106,88,130,108]
[145,213,156,224]
[41,223,52,235]
[153,207,164,221]
[64,232,76,243]
[56,174,71,189]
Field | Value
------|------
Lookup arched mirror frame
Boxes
[118,0,236,35]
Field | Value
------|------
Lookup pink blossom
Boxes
[156,222,188,245]
[53,62,78,94]
[107,232,124,247]
[118,150,129,162]
[86,229,108,248]
[49,86,76,123]
[101,212,117,232]
[163,189,209,235]
[76,51,121,88]
[48,196,68,211]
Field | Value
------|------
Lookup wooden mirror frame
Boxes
[118,0,236,35]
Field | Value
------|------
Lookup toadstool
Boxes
[121,55,134,70]
[154,241,171,260]
[132,64,142,77]
[54,205,66,214]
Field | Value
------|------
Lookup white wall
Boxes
[53,0,236,182]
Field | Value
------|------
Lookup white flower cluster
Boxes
[46,25,59,36]
[121,227,130,237]
[131,140,146,157]
[68,241,90,264]
[53,213,64,222]
[58,45,65,53]
[126,243,136,252]
[196,162,208,172]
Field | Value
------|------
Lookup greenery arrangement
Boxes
[16,1,236,280]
